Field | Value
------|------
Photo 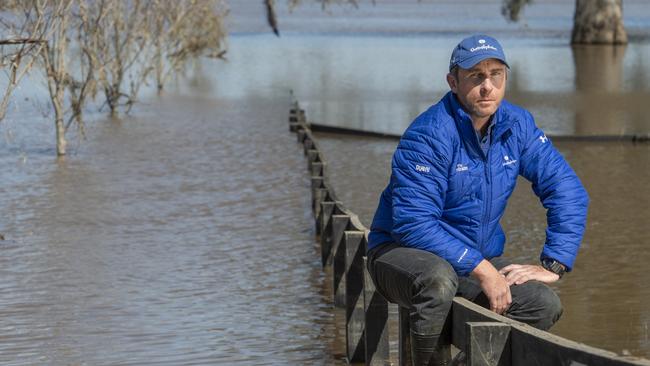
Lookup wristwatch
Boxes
[541,258,566,279]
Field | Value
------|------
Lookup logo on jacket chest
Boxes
[455,163,469,172]
[415,164,430,173]
[502,155,517,166]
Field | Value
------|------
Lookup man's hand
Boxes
[471,259,511,315]
[499,264,560,286]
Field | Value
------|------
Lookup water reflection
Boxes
[572,45,631,136]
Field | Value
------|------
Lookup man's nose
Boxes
[480,78,494,94]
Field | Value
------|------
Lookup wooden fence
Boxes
[288,102,650,366]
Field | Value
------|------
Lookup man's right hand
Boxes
[471,259,512,315]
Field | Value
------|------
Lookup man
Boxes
[366,34,589,366]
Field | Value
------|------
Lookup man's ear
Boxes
[446,73,458,93]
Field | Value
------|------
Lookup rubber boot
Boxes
[410,331,451,366]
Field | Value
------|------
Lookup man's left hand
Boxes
[499,264,560,286]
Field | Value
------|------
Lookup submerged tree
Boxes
[1,0,103,155]
[0,1,49,122]
[502,0,628,44]
[87,0,151,115]
[150,0,228,93]
[39,0,76,156]
[1,0,230,155]
[572,0,627,44]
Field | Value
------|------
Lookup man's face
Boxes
[446,58,508,121]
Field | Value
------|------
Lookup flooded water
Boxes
[0,0,649,364]
[0,95,349,365]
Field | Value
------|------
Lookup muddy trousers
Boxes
[366,243,564,366]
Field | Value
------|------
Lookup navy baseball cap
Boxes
[449,34,509,71]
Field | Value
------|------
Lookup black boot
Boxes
[410,331,451,366]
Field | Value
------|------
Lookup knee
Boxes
[412,263,458,304]
[528,284,564,330]
[539,288,563,328]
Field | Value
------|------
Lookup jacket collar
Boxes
[445,91,514,158]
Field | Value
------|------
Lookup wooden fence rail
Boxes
[287,101,650,366]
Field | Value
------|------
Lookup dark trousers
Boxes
[367,243,564,337]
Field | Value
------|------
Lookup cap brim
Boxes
[456,54,509,70]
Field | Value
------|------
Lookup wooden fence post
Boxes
[331,214,350,304]
[465,322,511,366]
[310,176,324,218]
[318,200,337,250]
[364,256,390,366]
[303,137,314,155]
[297,129,307,143]
[345,230,367,363]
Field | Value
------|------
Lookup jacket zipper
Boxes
[481,151,492,253]
[475,131,492,254]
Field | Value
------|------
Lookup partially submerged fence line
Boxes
[288,102,650,366]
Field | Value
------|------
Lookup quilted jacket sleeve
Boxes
[390,126,484,276]
[518,112,589,271]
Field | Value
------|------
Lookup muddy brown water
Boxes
[0,0,648,363]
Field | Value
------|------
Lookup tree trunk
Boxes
[572,0,627,44]
[54,97,67,156]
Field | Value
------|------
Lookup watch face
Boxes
[543,259,565,277]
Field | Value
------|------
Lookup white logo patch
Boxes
[502,155,517,166]
[539,134,548,143]
[478,39,486,44]
[455,163,468,172]
[415,164,430,173]
[470,44,498,52]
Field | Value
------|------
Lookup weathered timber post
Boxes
[399,306,412,366]
[363,256,390,366]
[310,160,324,178]
[307,150,324,177]
[345,230,367,363]
[311,176,325,219]
[318,200,337,249]
[303,136,314,156]
[289,119,301,132]
[318,200,340,263]
[307,149,320,169]
[289,105,306,132]
[331,214,351,306]
[297,129,307,143]
[466,322,511,366]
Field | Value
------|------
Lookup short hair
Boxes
[450,66,459,80]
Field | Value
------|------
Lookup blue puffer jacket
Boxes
[368,91,589,276]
